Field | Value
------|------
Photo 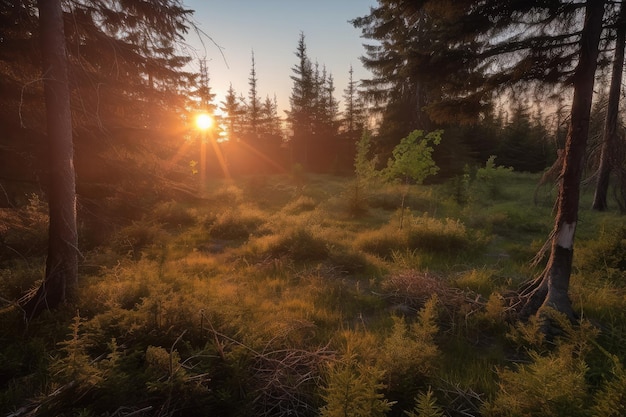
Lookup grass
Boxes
[1,172,626,416]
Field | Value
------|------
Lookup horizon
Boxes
[182,0,377,117]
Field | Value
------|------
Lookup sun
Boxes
[195,113,213,130]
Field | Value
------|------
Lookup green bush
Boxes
[472,156,514,201]
[406,214,477,254]
[320,356,395,417]
[576,225,626,279]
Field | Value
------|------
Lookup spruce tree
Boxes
[287,32,315,167]
[246,50,262,141]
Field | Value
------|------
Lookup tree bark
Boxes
[23,0,78,318]
[592,1,626,211]
[522,0,606,321]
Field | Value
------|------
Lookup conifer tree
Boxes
[287,32,315,167]
[23,0,78,318]
[592,0,626,210]
[353,0,610,321]
[246,50,262,141]
[342,65,365,141]
[1,0,196,315]
[220,84,246,143]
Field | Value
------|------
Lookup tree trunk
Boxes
[521,0,605,322]
[23,0,78,318]
[592,1,626,211]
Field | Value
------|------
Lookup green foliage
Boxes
[354,213,481,260]
[384,130,442,185]
[320,356,395,417]
[576,224,626,279]
[267,226,329,262]
[4,172,626,416]
[448,166,472,205]
[474,156,514,200]
[486,313,600,417]
[404,387,444,417]
[380,296,440,380]
[591,357,626,417]
[484,347,589,417]
[51,314,102,387]
[348,130,381,216]
[354,130,380,183]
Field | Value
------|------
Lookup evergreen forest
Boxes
[2,1,626,416]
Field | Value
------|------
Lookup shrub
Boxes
[320,356,395,417]
[406,215,476,254]
[283,195,317,214]
[379,296,440,381]
[591,358,626,417]
[354,224,407,258]
[404,387,444,417]
[111,220,168,258]
[472,156,514,201]
[0,193,49,257]
[576,225,626,279]
[150,200,196,228]
[207,208,265,240]
[266,227,329,262]
[483,347,589,417]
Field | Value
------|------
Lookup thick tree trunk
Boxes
[522,0,605,321]
[23,0,78,318]
[592,1,626,211]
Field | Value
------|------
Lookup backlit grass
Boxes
[2,172,626,416]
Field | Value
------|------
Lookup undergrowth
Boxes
[1,173,626,416]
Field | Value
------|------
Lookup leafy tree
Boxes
[384,129,442,229]
[356,0,612,321]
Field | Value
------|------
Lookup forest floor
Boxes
[1,170,626,417]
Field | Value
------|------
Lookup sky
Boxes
[182,0,378,117]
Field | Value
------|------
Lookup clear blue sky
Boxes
[182,0,377,117]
